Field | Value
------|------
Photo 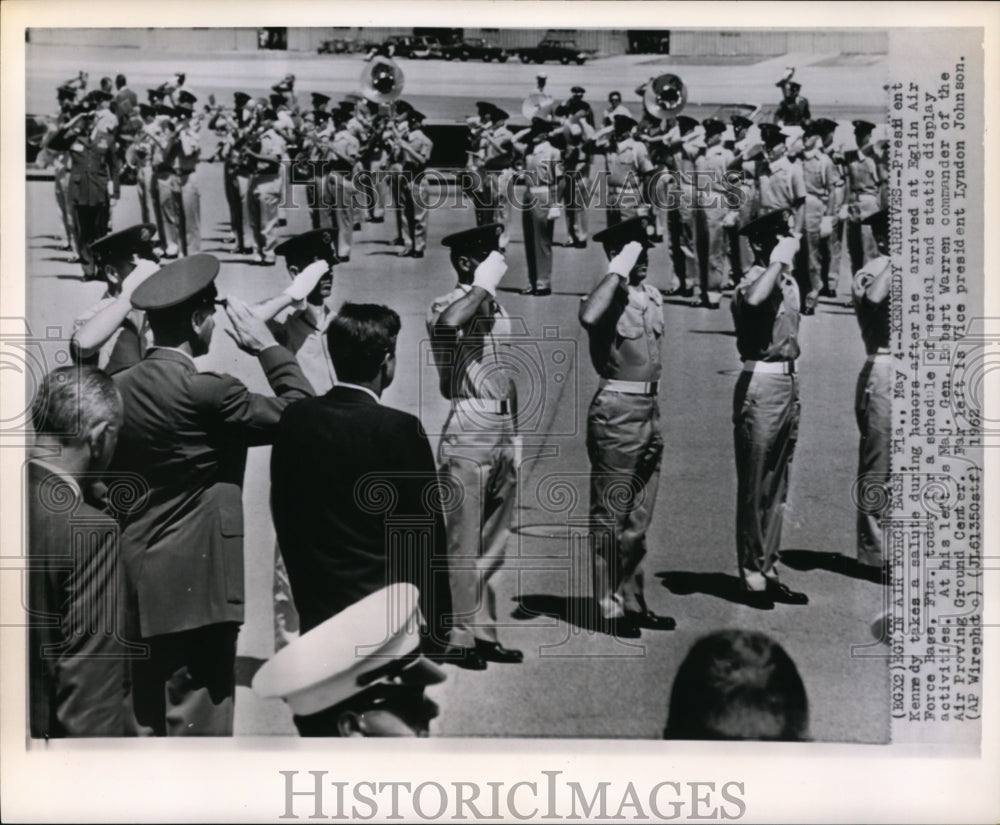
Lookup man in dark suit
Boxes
[108,253,313,736]
[46,96,121,280]
[28,366,137,737]
[270,303,450,648]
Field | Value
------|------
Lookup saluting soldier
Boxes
[210,91,256,254]
[108,254,314,735]
[579,217,675,637]
[555,99,594,248]
[730,210,810,609]
[426,223,523,670]
[71,224,160,374]
[724,114,762,284]
[45,97,121,280]
[664,115,701,297]
[851,209,892,578]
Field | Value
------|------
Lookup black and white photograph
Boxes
[1,2,997,822]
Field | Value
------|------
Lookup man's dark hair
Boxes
[664,630,809,741]
[146,287,216,347]
[31,366,122,445]
[326,303,401,383]
[115,74,127,89]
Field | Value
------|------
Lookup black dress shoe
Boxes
[429,645,488,670]
[393,236,405,246]
[475,640,524,664]
[368,216,385,224]
[650,233,664,242]
[819,287,837,298]
[412,250,424,258]
[802,305,816,316]
[573,240,588,249]
[663,285,694,298]
[353,222,362,231]
[691,298,720,309]
[521,286,552,296]
[338,255,350,263]
[765,578,809,605]
[741,584,775,610]
[628,610,676,631]
[601,614,641,638]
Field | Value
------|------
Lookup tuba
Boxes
[521,91,555,121]
[361,56,405,105]
[643,74,687,120]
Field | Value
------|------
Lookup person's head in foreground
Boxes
[325,302,400,395]
[663,630,809,741]
[252,584,446,737]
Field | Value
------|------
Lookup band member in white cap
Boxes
[253,584,446,737]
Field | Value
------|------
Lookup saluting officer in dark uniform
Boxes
[852,209,891,576]
[108,254,313,735]
[580,217,675,637]
[774,69,811,126]
[731,210,810,608]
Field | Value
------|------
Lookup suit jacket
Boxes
[27,461,133,737]
[109,346,312,638]
[271,386,450,642]
[47,127,120,206]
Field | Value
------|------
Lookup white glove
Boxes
[472,251,508,296]
[121,258,161,299]
[546,204,562,221]
[769,235,800,267]
[283,260,330,301]
[819,215,835,238]
[838,204,850,221]
[607,241,643,279]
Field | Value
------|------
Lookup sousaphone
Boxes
[643,73,688,120]
[361,56,405,105]
[521,91,556,121]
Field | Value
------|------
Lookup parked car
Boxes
[409,35,444,60]
[442,37,508,62]
[516,38,593,65]
[366,35,417,60]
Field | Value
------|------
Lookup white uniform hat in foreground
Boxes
[252,583,446,717]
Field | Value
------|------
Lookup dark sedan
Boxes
[442,38,509,62]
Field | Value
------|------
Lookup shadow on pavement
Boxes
[511,594,609,634]
[656,570,765,607]
[688,329,738,337]
[235,655,268,688]
[779,549,885,583]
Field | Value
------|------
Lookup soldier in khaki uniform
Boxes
[321,110,361,262]
[851,209,891,576]
[515,118,562,295]
[600,114,654,228]
[844,120,882,276]
[799,119,841,314]
[393,109,434,258]
[731,210,810,609]
[693,118,732,309]
[579,217,676,637]
[426,223,523,671]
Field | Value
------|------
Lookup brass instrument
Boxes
[521,91,555,121]
[643,73,688,120]
[361,56,405,105]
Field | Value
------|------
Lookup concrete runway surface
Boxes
[23,45,891,741]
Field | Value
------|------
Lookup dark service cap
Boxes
[592,215,657,257]
[738,208,794,240]
[89,223,158,264]
[275,229,339,265]
[702,118,726,139]
[614,114,637,132]
[730,114,754,131]
[676,115,699,136]
[131,253,221,311]
[441,222,504,256]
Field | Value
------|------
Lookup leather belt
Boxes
[868,350,892,363]
[453,398,512,415]
[600,379,659,396]
[743,360,795,375]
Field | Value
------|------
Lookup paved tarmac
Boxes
[23,45,892,742]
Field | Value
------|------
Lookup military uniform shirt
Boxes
[731,267,801,362]
[584,282,664,382]
[606,138,653,188]
[427,284,515,401]
[759,155,805,211]
[267,302,337,395]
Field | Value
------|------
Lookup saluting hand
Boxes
[224,296,278,355]
[283,260,330,302]
[607,241,643,280]
[769,235,801,268]
[472,251,508,296]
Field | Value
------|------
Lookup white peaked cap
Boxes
[252,583,445,716]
